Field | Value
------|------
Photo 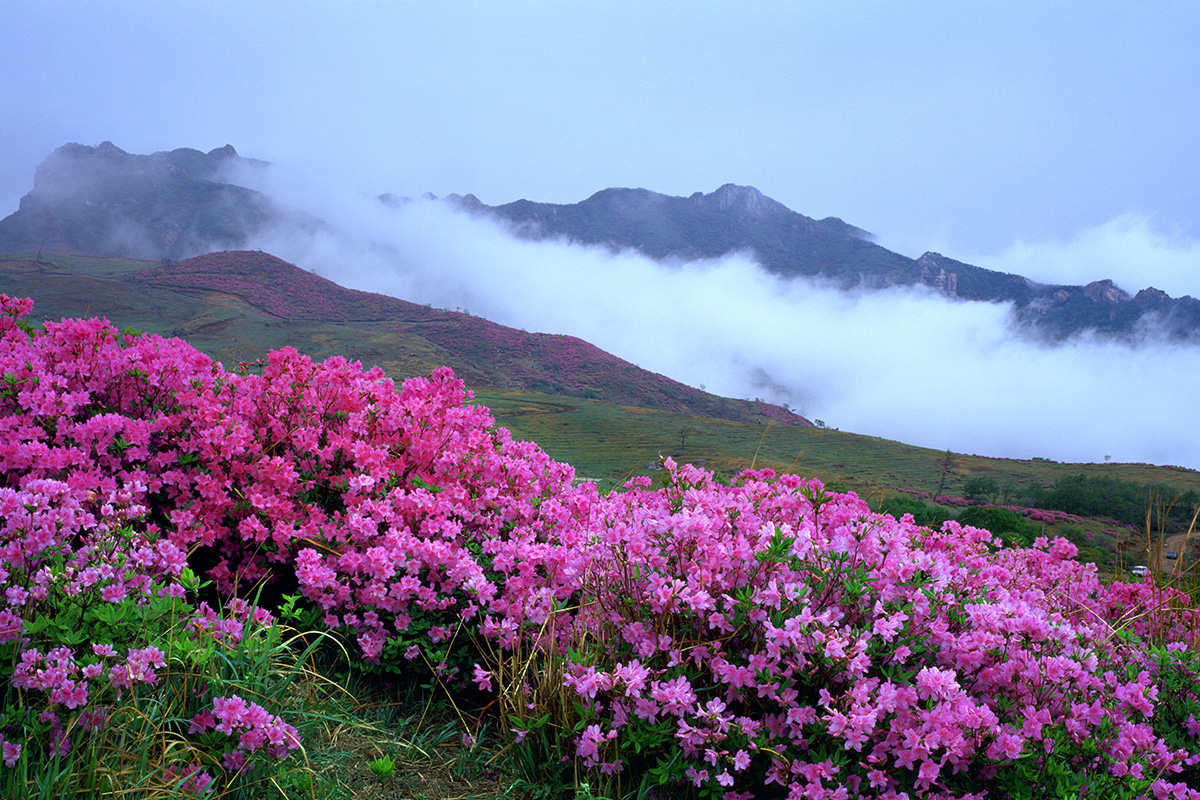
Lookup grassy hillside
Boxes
[0,251,805,427]
[477,387,1200,497]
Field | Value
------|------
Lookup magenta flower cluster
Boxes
[541,463,1200,797]
[0,293,1197,797]
[188,695,300,773]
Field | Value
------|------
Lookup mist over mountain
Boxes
[4,143,1200,467]
[4,142,1197,346]
[448,186,1200,346]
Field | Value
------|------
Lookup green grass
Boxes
[293,671,508,800]
[476,387,1200,499]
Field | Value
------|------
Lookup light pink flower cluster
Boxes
[12,643,166,709]
[0,736,19,768]
[532,461,1200,797]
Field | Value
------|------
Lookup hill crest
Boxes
[123,250,812,427]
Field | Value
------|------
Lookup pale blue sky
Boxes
[4,0,1200,287]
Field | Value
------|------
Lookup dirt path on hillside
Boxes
[1135,531,1196,576]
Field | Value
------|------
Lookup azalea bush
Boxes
[0,292,1198,799]
[0,292,583,793]
[519,462,1200,798]
[0,514,307,798]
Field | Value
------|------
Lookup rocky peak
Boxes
[1133,287,1170,306]
[43,141,131,171]
[31,142,247,200]
[915,252,957,294]
[2,141,273,259]
[31,142,133,201]
[702,184,780,216]
[443,193,484,210]
[96,141,128,159]
[1083,279,1130,304]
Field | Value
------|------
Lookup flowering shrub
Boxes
[0,293,1197,798]
[0,290,574,670]
[0,569,301,796]
[188,694,301,773]
[495,462,1199,799]
[0,296,315,793]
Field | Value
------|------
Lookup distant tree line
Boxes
[874,496,1036,546]
[878,473,1199,543]
[1019,474,1196,531]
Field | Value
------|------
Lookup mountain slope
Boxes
[0,250,809,428]
[0,142,274,259]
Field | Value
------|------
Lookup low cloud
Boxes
[237,165,1200,471]
[969,214,1200,299]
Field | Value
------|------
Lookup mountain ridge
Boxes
[450,184,1200,343]
[3,142,1199,344]
[0,141,273,259]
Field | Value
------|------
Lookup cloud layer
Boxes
[970,214,1200,299]
[239,165,1200,471]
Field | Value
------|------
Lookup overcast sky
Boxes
[5,1,1200,468]
[4,1,1200,285]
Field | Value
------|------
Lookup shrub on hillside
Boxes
[955,506,1040,546]
[493,461,1200,798]
[962,476,1000,503]
[875,495,953,529]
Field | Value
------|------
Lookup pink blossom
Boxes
[1,738,19,767]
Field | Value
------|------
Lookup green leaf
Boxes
[411,475,442,493]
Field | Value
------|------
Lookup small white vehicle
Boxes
[1130,565,1150,577]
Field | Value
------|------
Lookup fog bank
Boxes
[970,214,1200,300]
[238,165,1200,470]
